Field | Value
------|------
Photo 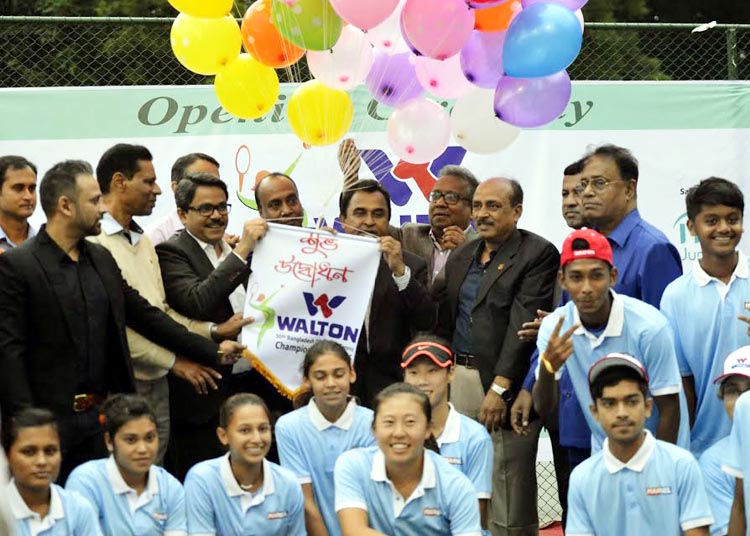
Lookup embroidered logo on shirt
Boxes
[152,512,168,521]
[444,456,462,465]
[497,263,505,271]
[645,486,672,496]
[267,511,289,520]
[423,507,442,517]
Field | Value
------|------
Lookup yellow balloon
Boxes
[215,54,280,120]
[287,81,354,147]
[168,0,232,18]
[170,14,241,76]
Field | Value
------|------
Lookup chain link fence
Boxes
[1,17,749,88]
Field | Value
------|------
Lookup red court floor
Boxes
[541,521,564,535]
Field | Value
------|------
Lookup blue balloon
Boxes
[502,2,582,78]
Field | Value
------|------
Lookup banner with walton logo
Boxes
[241,223,380,398]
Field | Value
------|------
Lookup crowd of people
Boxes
[0,141,748,536]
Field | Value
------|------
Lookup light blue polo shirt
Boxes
[436,404,493,500]
[275,399,375,536]
[567,431,713,536]
[7,480,102,536]
[536,290,689,451]
[66,456,186,535]
[699,436,734,536]
[334,446,482,535]
[660,252,750,456]
[184,454,304,536]
[722,391,750,536]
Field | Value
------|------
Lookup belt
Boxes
[454,353,477,369]
[73,393,105,413]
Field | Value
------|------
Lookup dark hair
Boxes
[39,160,93,217]
[254,172,299,212]
[0,155,37,189]
[589,366,648,401]
[171,153,220,183]
[438,165,479,201]
[219,393,271,429]
[1,407,58,452]
[95,143,152,195]
[584,144,639,182]
[339,179,392,219]
[563,158,585,177]
[100,394,157,438]
[685,177,744,221]
[372,383,439,453]
[174,172,229,211]
[302,340,351,378]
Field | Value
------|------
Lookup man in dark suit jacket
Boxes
[339,179,436,407]
[0,161,244,482]
[434,177,559,536]
[400,165,479,289]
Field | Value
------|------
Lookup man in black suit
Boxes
[339,179,436,407]
[0,160,245,482]
[435,177,559,536]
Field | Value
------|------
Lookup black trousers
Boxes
[57,410,108,485]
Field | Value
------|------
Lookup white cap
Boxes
[588,352,649,385]
[713,345,750,384]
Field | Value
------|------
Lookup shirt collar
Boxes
[370,449,437,490]
[105,455,159,497]
[607,209,641,247]
[603,430,656,474]
[100,213,144,246]
[692,250,749,287]
[0,223,37,246]
[428,226,472,252]
[186,228,228,257]
[436,403,461,447]
[308,399,357,431]
[219,453,275,499]
[573,289,624,341]
[7,479,65,523]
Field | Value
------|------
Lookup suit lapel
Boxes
[177,230,216,278]
[473,230,522,309]
[368,258,391,327]
[448,241,477,313]
[417,228,435,276]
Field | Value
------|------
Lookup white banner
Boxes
[242,223,380,397]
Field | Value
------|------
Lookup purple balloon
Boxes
[460,31,506,89]
[522,0,588,10]
[366,50,424,107]
[493,70,571,128]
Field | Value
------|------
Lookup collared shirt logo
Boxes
[267,511,289,520]
[423,507,442,517]
[645,486,672,496]
[444,456,462,466]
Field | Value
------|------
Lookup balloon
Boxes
[467,0,510,7]
[367,0,409,53]
[330,0,399,30]
[214,54,280,119]
[241,0,304,68]
[451,89,520,154]
[575,9,585,30]
[365,51,423,107]
[414,55,473,99]
[522,0,588,10]
[503,3,582,78]
[170,14,242,76]
[493,70,571,128]
[271,0,343,51]
[402,0,475,60]
[287,80,354,146]
[307,26,373,90]
[474,0,522,32]
[460,30,506,89]
[387,98,451,163]
[168,0,232,18]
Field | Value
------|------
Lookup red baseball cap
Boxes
[401,341,453,369]
[560,228,613,268]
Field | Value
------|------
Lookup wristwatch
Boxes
[490,383,514,403]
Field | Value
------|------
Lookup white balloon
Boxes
[366,0,409,54]
[575,9,585,30]
[451,89,520,154]
[387,98,451,164]
[414,55,473,99]
[307,26,374,90]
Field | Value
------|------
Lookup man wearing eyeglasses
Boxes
[401,165,478,288]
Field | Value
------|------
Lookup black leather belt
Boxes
[73,393,104,413]
[454,353,477,369]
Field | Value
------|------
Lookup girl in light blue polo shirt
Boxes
[276,340,375,536]
[66,394,186,535]
[184,393,304,536]
[334,383,482,535]
[401,335,493,529]
[4,407,102,536]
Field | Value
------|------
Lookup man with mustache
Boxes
[254,172,304,227]
[0,156,37,253]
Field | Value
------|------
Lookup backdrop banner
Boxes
[242,223,380,397]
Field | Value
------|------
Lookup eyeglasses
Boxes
[428,191,470,206]
[187,203,232,217]
[574,177,630,194]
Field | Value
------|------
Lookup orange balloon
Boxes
[241,0,305,69]
[474,0,522,32]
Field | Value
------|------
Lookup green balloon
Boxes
[272,0,343,51]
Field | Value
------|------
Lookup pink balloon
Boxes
[367,0,409,53]
[330,0,399,31]
[307,26,373,90]
[388,98,451,163]
[575,9,584,30]
[402,0,475,60]
[414,55,473,99]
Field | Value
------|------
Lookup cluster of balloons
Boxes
[169,0,586,162]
